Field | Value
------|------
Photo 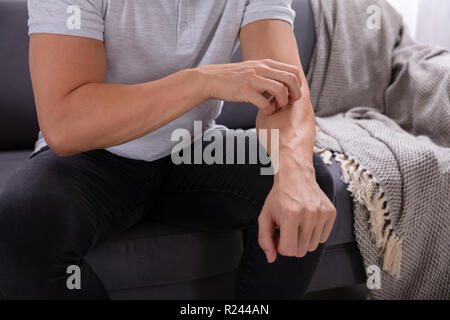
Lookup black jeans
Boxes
[0,133,335,300]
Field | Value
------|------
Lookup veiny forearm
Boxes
[41,69,204,156]
[257,92,316,175]
[240,20,336,262]
[240,20,316,175]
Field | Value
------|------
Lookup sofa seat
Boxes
[86,221,244,299]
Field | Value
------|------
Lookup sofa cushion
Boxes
[327,158,356,246]
[0,0,39,150]
[86,222,243,292]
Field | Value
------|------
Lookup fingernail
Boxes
[265,251,275,263]
[264,251,271,262]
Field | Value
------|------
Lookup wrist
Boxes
[193,66,215,101]
[274,147,315,182]
[181,67,212,103]
[278,159,315,177]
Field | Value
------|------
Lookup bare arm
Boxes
[29,34,207,157]
[30,34,303,157]
[239,20,336,262]
[240,20,314,168]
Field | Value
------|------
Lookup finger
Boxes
[307,224,323,252]
[260,59,302,89]
[261,90,276,106]
[256,67,302,103]
[246,91,275,115]
[262,91,283,111]
[252,76,289,108]
[320,215,335,243]
[258,206,277,263]
[278,220,299,257]
[297,216,314,257]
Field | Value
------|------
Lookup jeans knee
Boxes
[0,177,90,265]
[0,180,94,299]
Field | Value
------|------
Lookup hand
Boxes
[197,59,302,115]
[258,170,336,263]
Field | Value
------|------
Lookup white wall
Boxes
[387,0,450,49]
[387,0,420,38]
[416,0,450,49]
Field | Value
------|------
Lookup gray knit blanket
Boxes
[307,0,450,299]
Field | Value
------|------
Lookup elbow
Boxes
[51,146,77,159]
[42,127,78,158]
[37,98,84,157]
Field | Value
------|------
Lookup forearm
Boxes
[41,68,205,156]
[257,92,316,177]
[240,20,336,262]
[240,20,316,176]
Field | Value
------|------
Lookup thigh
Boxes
[153,129,334,230]
[153,129,271,230]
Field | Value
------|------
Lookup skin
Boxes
[29,19,336,263]
[239,20,336,262]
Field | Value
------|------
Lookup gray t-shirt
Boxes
[28,0,295,161]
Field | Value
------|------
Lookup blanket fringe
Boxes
[314,146,403,279]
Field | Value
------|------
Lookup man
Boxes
[0,0,336,299]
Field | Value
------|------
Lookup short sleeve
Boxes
[241,0,296,29]
[28,0,105,41]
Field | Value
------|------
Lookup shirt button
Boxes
[180,21,189,32]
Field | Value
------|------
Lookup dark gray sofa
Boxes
[0,0,366,299]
